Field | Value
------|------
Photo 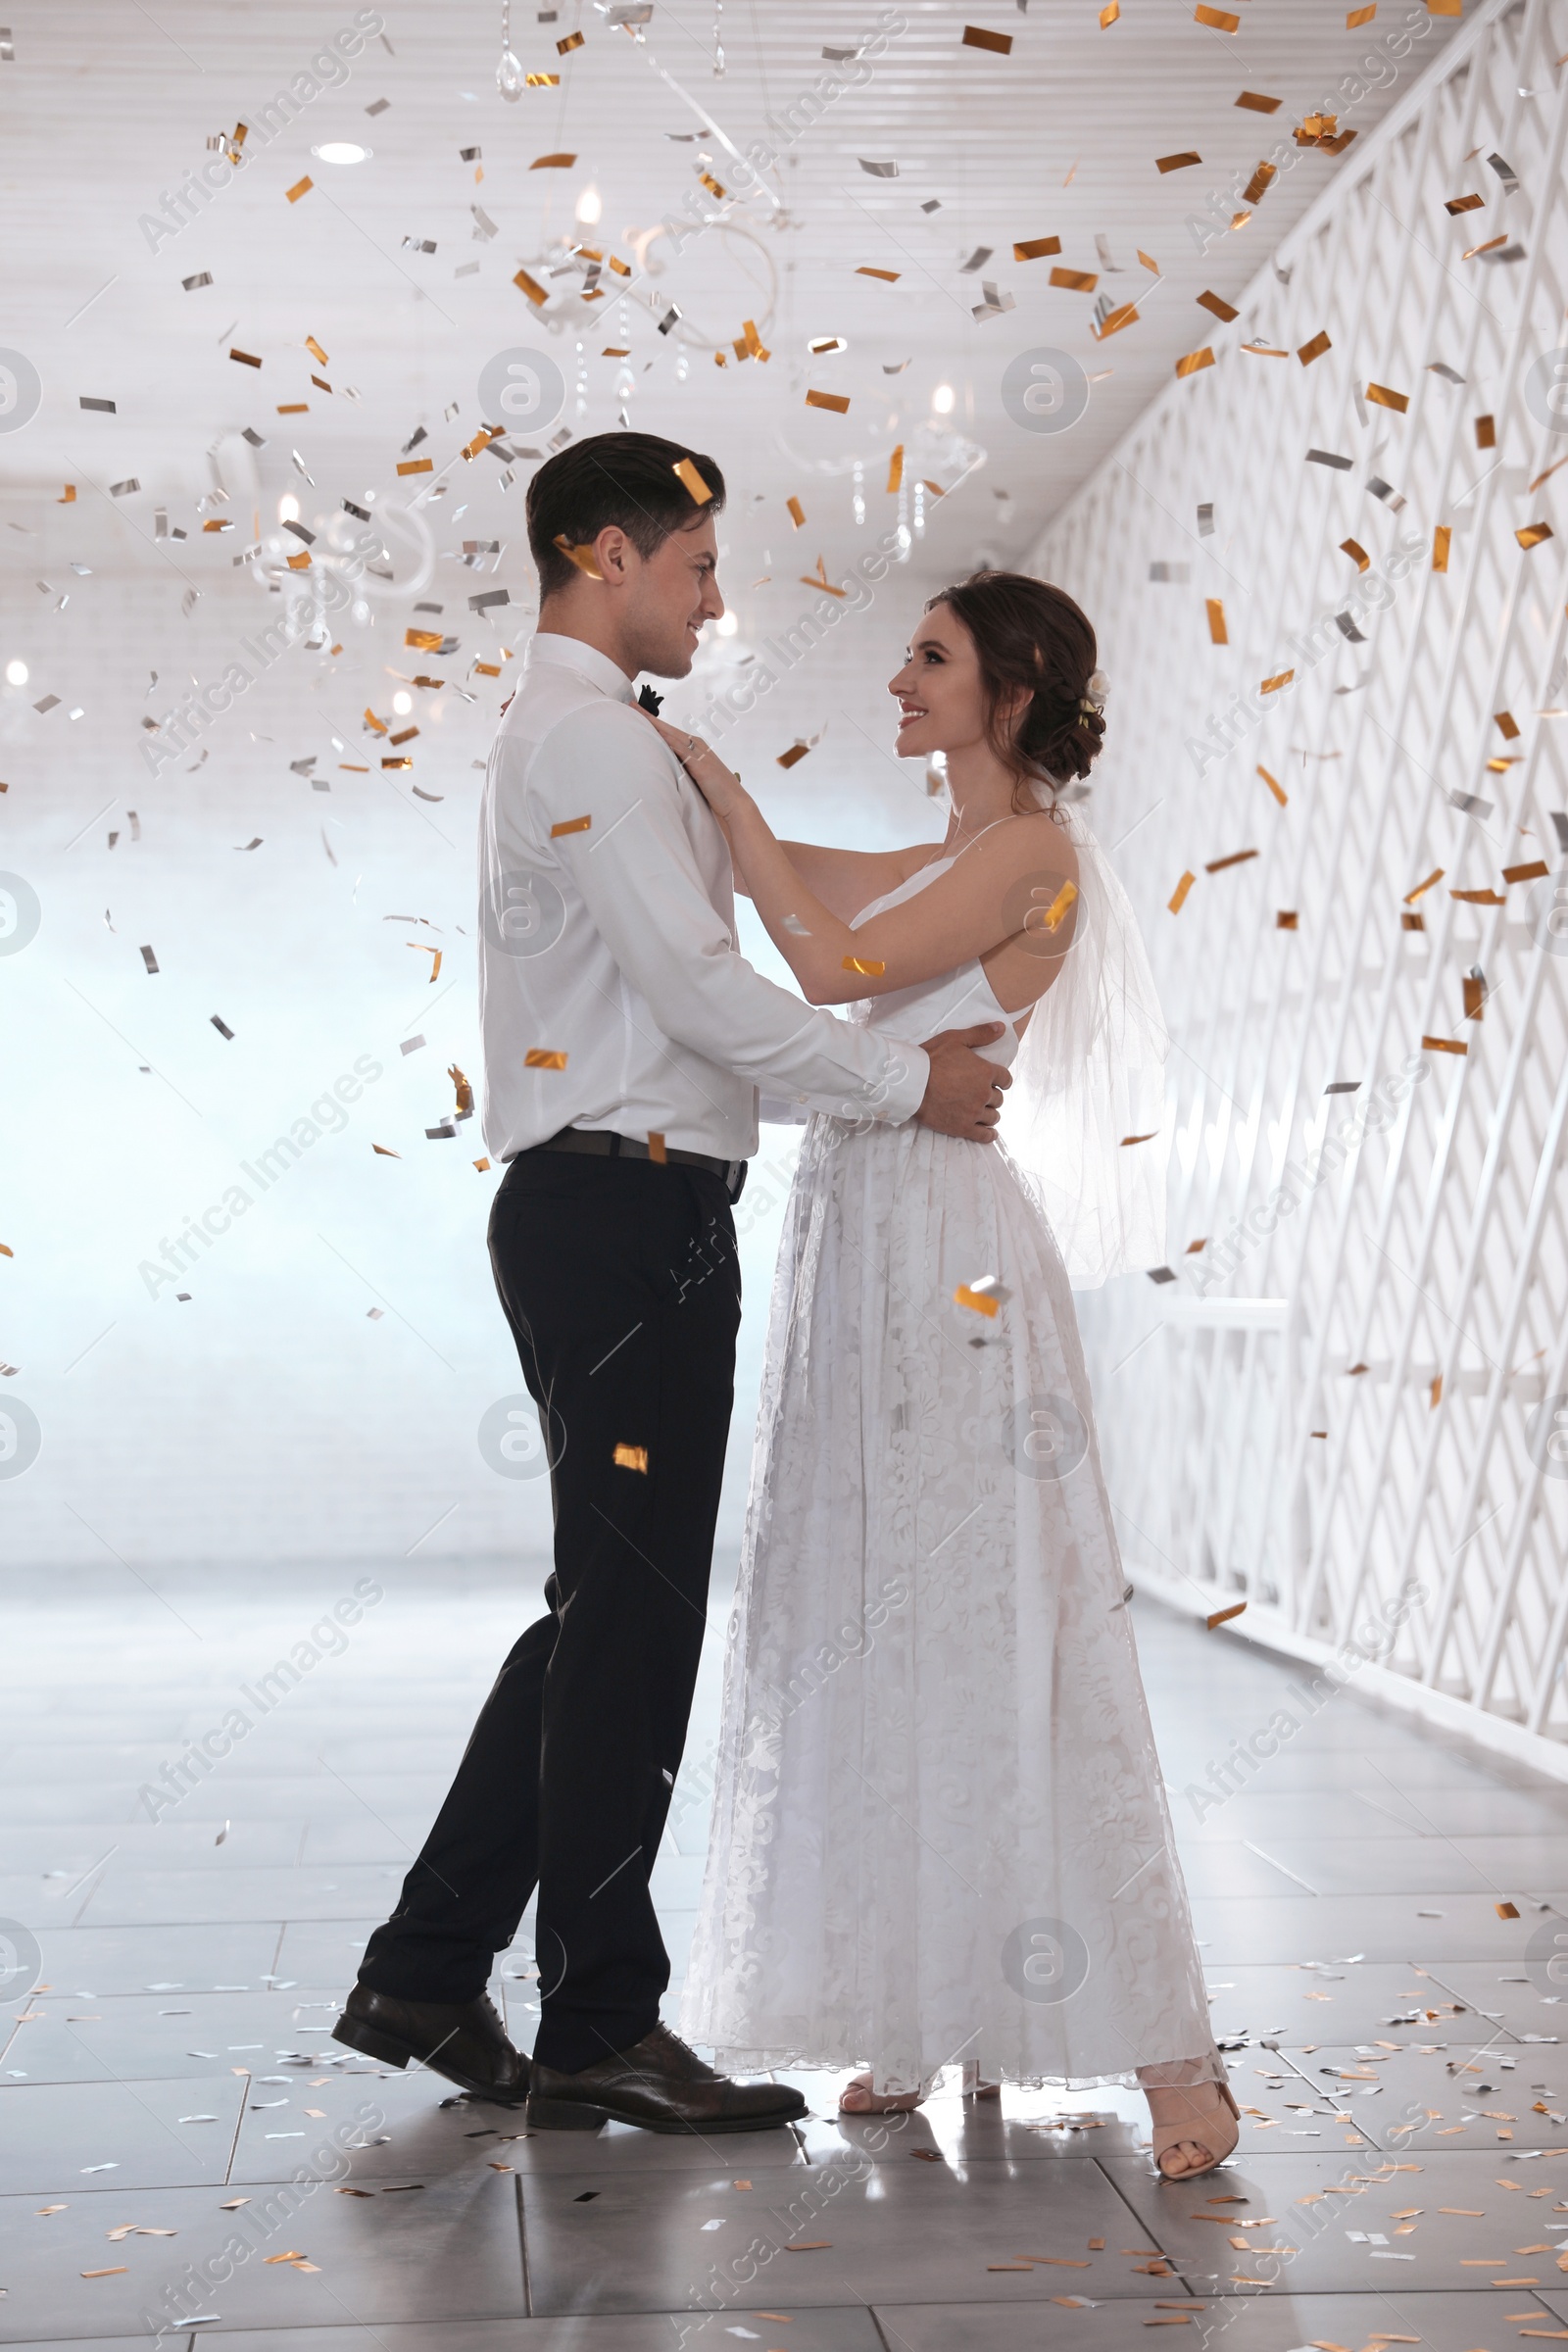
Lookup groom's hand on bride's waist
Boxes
[914,1022,1011,1143]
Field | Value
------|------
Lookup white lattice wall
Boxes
[1029,0,1568,1767]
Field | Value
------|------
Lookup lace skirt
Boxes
[679,1112,1221,2095]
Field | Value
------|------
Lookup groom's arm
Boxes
[525,700,928,1124]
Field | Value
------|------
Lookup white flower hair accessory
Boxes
[1080,668,1108,715]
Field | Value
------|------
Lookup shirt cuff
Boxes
[875,1037,929,1126]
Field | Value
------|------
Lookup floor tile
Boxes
[73,1864,407,1929]
[1103,2143,1568,2294]
[0,2075,247,2195]
[521,2156,1176,2316]
[0,2171,527,2336]
[25,1923,287,1999]
[1187,1889,1545,1963]
[873,2288,1568,2350]
[1,1990,354,2087]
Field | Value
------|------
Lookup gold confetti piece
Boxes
[1493,709,1521,740]
[1446,191,1485,213]
[1045,265,1099,295]
[286,551,312,571]
[1100,2,1119,24]
[229,346,263,368]
[962,23,1013,50]
[406,628,443,652]
[1505,858,1548,882]
[1242,160,1277,202]
[647,1132,667,1164]
[806,389,850,413]
[525,1049,568,1069]
[1423,1034,1468,1055]
[1014,234,1063,261]
[1237,89,1282,111]
[1092,301,1140,340]
[844,956,886,975]
[285,175,313,203]
[1241,340,1288,356]
[474,1157,491,1173]
[1339,536,1370,572]
[305,334,328,365]
[1258,764,1288,805]
[1175,347,1215,378]
[1367,381,1409,413]
[1121,1132,1159,1147]
[1277,910,1298,929]
[786,495,806,527]
[1205,848,1257,872]
[389,726,418,748]
[514,268,548,306]
[1465,233,1508,258]
[1296,328,1332,367]
[1430,523,1452,572]
[777,742,810,769]
[557,26,584,49]
[956,1285,1001,1317]
[857,265,901,280]
[450,1065,474,1115]
[531,151,577,169]
[1138,248,1160,270]
[276,402,308,415]
[1169,871,1197,914]
[462,428,497,461]
[672,456,713,506]
[1205,598,1228,645]
[1450,887,1505,905]
[1405,869,1444,903]
[554,534,605,579]
[364,708,388,735]
[59,482,76,501]
[1196,4,1240,25]
[613,1444,649,1472]
[1198,290,1239,321]
[1528,453,1568,492]
[1347,2,1376,23]
[785,2242,832,2252]
[1259,669,1293,694]
[81,2268,129,2278]
[1463,978,1488,1021]
[397,459,433,476]
[1518,521,1553,548]
[1041,879,1078,931]
[551,816,591,838]
[526,71,561,84]
[473,662,502,678]
[1157,151,1201,172]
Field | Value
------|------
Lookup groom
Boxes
[338,430,1010,2132]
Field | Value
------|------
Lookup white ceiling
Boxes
[2,0,1463,598]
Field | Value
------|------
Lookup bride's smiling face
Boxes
[888,601,1005,761]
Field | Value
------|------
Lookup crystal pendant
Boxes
[497,0,524,99]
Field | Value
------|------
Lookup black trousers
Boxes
[358,1150,741,2073]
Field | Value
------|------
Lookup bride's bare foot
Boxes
[838,2070,926,2115]
[1143,2078,1240,2178]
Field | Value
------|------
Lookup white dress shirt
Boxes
[478,633,930,1163]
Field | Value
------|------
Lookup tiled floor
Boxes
[6,1563,1568,2348]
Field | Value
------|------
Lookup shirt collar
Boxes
[527,631,636,706]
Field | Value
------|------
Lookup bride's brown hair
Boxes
[926,570,1105,810]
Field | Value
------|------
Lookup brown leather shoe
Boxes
[527,2021,807,2134]
[332,1984,530,2106]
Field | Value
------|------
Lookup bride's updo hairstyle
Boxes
[926,570,1105,810]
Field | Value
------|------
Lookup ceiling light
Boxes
[393,690,414,714]
[5,659,27,685]
[932,382,956,415]
[715,612,738,637]
[277,494,300,522]
[574,182,603,225]
[313,142,370,166]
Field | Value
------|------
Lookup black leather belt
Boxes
[531,1126,747,1201]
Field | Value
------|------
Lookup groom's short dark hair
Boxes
[527,431,727,598]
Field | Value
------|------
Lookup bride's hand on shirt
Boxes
[640,710,748,820]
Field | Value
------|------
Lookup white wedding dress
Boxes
[680,813,1222,2095]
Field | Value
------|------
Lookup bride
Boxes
[641,570,1237,2180]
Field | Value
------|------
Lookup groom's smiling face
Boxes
[624,513,725,679]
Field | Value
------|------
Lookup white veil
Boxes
[1004,800,1171,1289]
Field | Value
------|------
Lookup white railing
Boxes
[1029,0,1568,1769]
